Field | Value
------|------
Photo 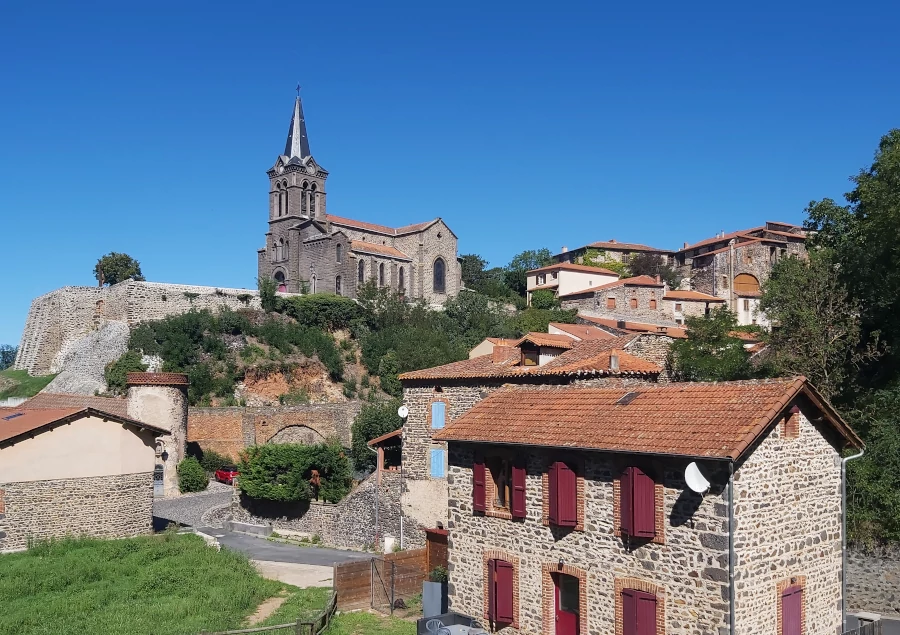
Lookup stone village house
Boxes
[430,377,862,635]
[258,96,461,303]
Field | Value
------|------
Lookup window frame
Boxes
[433,257,446,294]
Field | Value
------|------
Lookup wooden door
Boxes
[554,573,579,635]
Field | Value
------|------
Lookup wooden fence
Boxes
[844,621,882,635]
[334,548,427,612]
[200,591,337,635]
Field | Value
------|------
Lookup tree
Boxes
[668,307,752,381]
[0,345,17,371]
[238,441,351,503]
[94,252,144,286]
[627,253,682,289]
[351,399,402,471]
[459,254,489,288]
[760,252,881,401]
[377,350,402,397]
[530,289,559,310]
[503,248,554,296]
[257,277,278,313]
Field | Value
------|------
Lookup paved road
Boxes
[199,527,371,566]
[152,483,232,529]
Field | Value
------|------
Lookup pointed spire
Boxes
[284,95,311,159]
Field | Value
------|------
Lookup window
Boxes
[300,181,308,213]
[398,267,405,293]
[430,448,446,478]
[488,457,511,510]
[430,402,446,429]
[620,467,656,539]
[548,461,577,527]
[734,273,761,295]
[622,588,657,635]
[274,271,286,292]
[283,183,289,215]
[357,260,365,283]
[487,559,515,626]
[538,274,546,285]
[781,585,802,635]
[433,258,446,293]
[310,275,317,294]
[743,299,750,311]
[721,275,728,290]
[335,275,342,296]
[379,263,385,287]
[551,271,558,280]
[649,298,657,310]
[675,318,684,325]
[674,302,682,312]
[607,297,616,309]
[310,183,318,216]
[629,297,638,309]
[474,455,525,519]
[336,244,342,263]
[473,457,487,512]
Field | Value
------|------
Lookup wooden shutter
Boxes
[430,449,446,478]
[487,559,496,620]
[635,590,658,635]
[548,461,559,525]
[622,588,637,635]
[557,462,578,527]
[511,458,527,519]
[620,467,634,536]
[632,467,656,538]
[431,402,446,429]
[494,560,514,624]
[781,586,802,635]
[473,457,487,512]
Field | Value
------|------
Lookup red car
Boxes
[215,466,239,485]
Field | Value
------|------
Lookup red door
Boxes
[554,573,579,635]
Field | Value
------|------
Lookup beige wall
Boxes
[0,416,158,484]
[527,269,618,296]
[469,339,497,359]
[735,296,769,327]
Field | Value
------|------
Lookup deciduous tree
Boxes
[668,307,752,381]
[94,252,145,286]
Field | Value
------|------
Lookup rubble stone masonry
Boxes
[0,472,154,552]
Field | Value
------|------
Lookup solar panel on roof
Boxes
[615,392,640,406]
[2,412,24,421]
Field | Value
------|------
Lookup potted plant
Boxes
[423,565,449,617]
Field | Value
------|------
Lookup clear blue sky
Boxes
[2,1,898,346]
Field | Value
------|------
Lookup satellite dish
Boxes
[397,405,409,419]
[685,462,710,494]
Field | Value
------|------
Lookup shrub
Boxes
[280,294,362,330]
[238,442,352,503]
[258,277,279,313]
[530,289,559,310]
[198,449,233,473]
[104,351,147,395]
[351,399,402,471]
[177,457,208,493]
[428,566,448,583]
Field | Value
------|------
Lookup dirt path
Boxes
[245,591,289,626]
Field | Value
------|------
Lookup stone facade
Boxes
[561,284,670,326]
[188,401,362,459]
[442,407,845,634]
[847,545,900,615]
[0,472,154,552]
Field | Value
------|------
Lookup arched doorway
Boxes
[274,271,287,292]
[734,273,760,295]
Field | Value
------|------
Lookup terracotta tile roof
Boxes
[530,282,560,291]
[399,335,660,381]
[765,230,806,240]
[127,372,189,387]
[578,315,688,339]
[0,408,170,445]
[663,290,726,302]
[558,275,663,298]
[326,214,439,237]
[586,240,670,253]
[765,220,803,230]
[432,377,862,460]
[679,228,764,253]
[515,333,576,349]
[22,393,129,418]
[350,240,412,261]
[548,322,615,341]
[367,428,402,446]
[486,338,517,346]
[528,263,621,276]
[729,331,762,342]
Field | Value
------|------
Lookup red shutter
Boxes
[633,467,657,538]
[473,457,486,512]
[635,590,657,635]
[548,461,559,525]
[781,586,802,635]
[622,588,637,635]
[557,462,578,527]
[511,459,526,519]
[620,467,634,536]
[494,560,514,624]
[487,559,496,621]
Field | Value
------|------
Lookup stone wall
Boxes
[444,443,732,634]
[561,285,675,327]
[14,281,262,376]
[732,409,844,635]
[0,472,154,552]
[188,402,362,458]
[847,545,900,615]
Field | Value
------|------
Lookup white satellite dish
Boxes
[397,405,409,419]
[685,462,710,494]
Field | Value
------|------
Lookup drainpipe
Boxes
[842,447,865,631]
[367,444,380,549]
[728,239,736,312]
[728,461,736,635]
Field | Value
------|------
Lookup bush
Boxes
[177,457,208,493]
[238,441,352,503]
[258,277,279,313]
[530,289,559,310]
[281,294,362,330]
[198,449,233,473]
[428,566,448,583]
[351,399,402,471]
[104,351,147,395]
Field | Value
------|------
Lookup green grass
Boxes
[0,369,57,399]
[325,612,416,635]
[0,533,284,635]
[258,586,332,626]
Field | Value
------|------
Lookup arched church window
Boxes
[310,183,318,217]
[277,238,285,261]
[433,258,446,293]
[398,267,405,293]
[283,182,289,215]
[335,275,342,296]
[336,244,343,264]
[301,181,309,213]
[358,260,365,284]
[274,271,286,292]
[311,275,317,294]
[379,263,385,287]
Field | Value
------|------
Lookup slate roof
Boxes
[283,96,312,159]
[326,215,441,237]
[0,408,169,445]
[432,377,862,460]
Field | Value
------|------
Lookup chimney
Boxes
[126,372,189,497]
[655,275,661,284]
[610,351,620,372]
[492,345,510,364]
[609,239,617,244]
[561,246,568,253]
[683,242,689,249]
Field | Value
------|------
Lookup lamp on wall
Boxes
[558,558,564,570]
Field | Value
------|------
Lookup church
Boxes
[258,96,461,304]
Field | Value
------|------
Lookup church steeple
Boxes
[284,96,311,159]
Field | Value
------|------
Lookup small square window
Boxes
[629,298,638,309]
[675,303,683,312]
[607,297,616,309]
[431,402,446,429]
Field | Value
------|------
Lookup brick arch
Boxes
[614,576,666,635]
[482,548,520,629]
[266,424,326,445]
[542,562,588,635]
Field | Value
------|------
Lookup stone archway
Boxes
[267,425,326,445]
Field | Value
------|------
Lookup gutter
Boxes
[842,447,865,631]
[728,460,736,635]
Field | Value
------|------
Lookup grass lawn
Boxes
[326,612,416,635]
[0,533,285,635]
[0,369,57,399]
[258,586,332,626]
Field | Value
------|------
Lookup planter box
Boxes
[423,580,448,618]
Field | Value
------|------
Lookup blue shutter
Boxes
[430,449,446,478]
[431,402,446,429]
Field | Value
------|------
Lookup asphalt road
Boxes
[199,527,371,566]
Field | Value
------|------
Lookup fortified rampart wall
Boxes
[14,281,262,375]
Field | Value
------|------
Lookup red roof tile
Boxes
[367,428,402,446]
[578,315,688,339]
[528,263,621,276]
[326,214,439,237]
[432,377,862,459]
[548,323,615,341]
[586,240,670,253]
[558,275,663,298]
[679,228,764,253]
[515,333,576,349]
[662,290,726,302]
[350,240,412,260]
[0,408,169,445]
[22,393,129,418]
